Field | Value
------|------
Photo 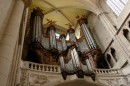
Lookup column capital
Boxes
[22,0,32,7]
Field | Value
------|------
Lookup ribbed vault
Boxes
[29,0,100,31]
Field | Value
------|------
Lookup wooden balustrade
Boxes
[21,61,61,73]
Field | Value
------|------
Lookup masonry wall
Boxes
[0,0,16,41]
[88,0,130,68]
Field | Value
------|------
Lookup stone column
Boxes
[0,0,24,86]
[7,7,29,86]
[16,7,29,85]
[98,13,116,37]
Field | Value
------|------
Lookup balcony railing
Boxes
[94,68,122,76]
[21,61,61,73]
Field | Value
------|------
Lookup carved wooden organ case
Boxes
[25,8,102,80]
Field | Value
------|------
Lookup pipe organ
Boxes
[31,8,43,42]
[60,34,67,51]
[47,26,57,49]
[67,28,77,43]
[26,8,102,80]
[78,18,97,49]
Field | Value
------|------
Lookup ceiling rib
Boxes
[44,6,90,15]
[41,0,74,26]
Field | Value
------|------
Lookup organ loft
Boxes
[23,8,102,80]
[0,0,130,86]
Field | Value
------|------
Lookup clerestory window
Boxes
[106,0,128,16]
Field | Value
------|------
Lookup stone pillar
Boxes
[0,0,24,86]
[16,7,29,85]
[98,13,116,37]
[7,7,29,86]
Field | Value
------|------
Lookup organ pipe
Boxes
[67,28,77,43]
[60,34,67,51]
[78,39,89,53]
[59,55,66,71]
[67,28,80,51]
[84,24,96,48]
[28,9,100,80]
[49,26,57,49]
[82,24,94,48]
[85,59,92,72]
[31,9,43,42]
[81,24,92,48]
[78,18,96,49]
[71,46,82,71]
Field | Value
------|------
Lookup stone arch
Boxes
[123,29,130,42]
[110,48,117,61]
[106,54,113,68]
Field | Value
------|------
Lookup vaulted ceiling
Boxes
[30,0,100,32]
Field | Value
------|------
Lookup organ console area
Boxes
[24,8,102,80]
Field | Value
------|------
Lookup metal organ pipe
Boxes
[85,59,92,72]
[82,23,93,48]
[35,16,37,41]
[89,56,95,69]
[39,16,42,42]
[49,28,57,49]
[32,14,42,42]
[60,35,67,51]
[36,16,38,41]
[62,38,67,50]
[83,23,94,49]
[71,47,81,70]
[53,30,57,48]
[70,33,77,43]
[37,16,40,41]
[81,24,92,49]
[59,55,66,71]
[32,16,36,41]
[67,29,81,51]
[50,29,52,48]
[80,21,96,49]
[53,30,56,48]
[67,29,77,43]
[83,23,96,48]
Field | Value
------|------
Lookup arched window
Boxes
[111,48,117,61]
[128,21,130,28]
[123,29,130,42]
[106,0,128,16]
[107,54,114,67]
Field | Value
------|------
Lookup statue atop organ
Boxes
[23,8,102,80]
